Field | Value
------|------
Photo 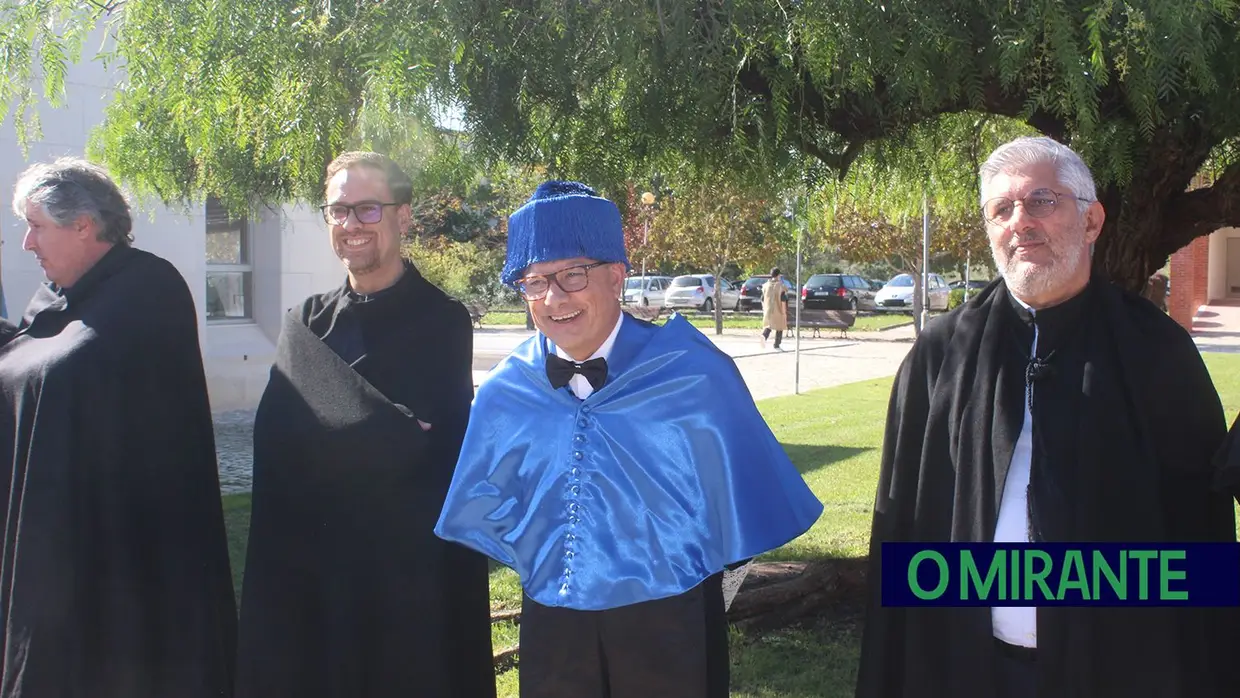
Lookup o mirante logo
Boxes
[881,543,1240,607]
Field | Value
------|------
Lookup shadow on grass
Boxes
[780,443,873,476]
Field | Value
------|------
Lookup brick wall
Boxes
[1169,235,1210,332]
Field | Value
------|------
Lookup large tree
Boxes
[447,0,1240,291]
[646,177,785,334]
[6,1,1240,290]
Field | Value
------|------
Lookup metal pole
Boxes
[921,194,930,329]
[638,218,649,305]
[964,251,971,303]
[795,196,803,395]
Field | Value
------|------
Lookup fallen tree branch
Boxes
[493,645,520,671]
[490,608,521,625]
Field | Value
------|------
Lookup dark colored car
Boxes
[800,273,875,311]
[738,275,795,311]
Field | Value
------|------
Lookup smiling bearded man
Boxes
[855,136,1240,698]
[235,151,495,698]
[435,181,823,698]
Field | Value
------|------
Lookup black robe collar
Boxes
[309,261,424,340]
[21,244,136,327]
[858,273,1239,697]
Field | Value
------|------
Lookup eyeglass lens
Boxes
[323,203,385,225]
[984,189,1060,222]
[518,266,592,299]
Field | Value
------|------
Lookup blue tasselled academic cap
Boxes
[500,180,630,285]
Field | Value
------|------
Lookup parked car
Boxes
[949,279,990,291]
[874,273,951,311]
[622,275,674,306]
[663,274,741,312]
[800,273,876,311]
[738,275,795,311]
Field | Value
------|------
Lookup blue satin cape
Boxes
[434,313,823,610]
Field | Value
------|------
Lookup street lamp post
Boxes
[639,191,655,305]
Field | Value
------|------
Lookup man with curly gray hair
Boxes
[0,157,238,698]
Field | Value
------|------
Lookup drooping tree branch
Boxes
[1164,160,1240,253]
[735,57,1072,176]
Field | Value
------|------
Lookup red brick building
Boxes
[1168,235,1210,332]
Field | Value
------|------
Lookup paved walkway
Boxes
[212,306,1240,493]
[475,324,914,401]
[1192,302,1240,354]
[213,323,917,493]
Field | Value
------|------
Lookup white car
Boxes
[663,274,741,312]
[874,273,950,311]
[622,275,673,307]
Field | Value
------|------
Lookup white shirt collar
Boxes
[1010,289,1036,315]
[553,311,624,399]
[554,310,624,363]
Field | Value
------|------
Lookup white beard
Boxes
[991,224,1089,302]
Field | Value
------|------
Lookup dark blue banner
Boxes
[880,543,1240,607]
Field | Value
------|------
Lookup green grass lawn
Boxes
[482,308,910,333]
[219,351,1240,697]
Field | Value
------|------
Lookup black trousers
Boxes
[993,639,1037,698]
[762,327,783,347]
[518,574,729,698]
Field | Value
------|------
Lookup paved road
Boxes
[214,325,916,493]
[472,326,914,401]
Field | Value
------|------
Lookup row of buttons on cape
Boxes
[559,405,592,597]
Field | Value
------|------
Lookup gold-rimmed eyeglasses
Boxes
[982,188,1093,224]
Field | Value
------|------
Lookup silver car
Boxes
[622,275,673,307]
[874,273,951,311]
[663,274,741,312]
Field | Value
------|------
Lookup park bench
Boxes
[787,308,855,338]
[623,304,664,323]
[463,302,489,329]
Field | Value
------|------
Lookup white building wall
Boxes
[0,29,343,412]
[1204,226,1240,303]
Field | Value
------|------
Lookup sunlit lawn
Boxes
[220,351,1240,697]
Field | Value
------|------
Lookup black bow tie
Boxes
[546,354,608,392]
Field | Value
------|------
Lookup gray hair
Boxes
[12,157,133,245]
[979,136,1097,213]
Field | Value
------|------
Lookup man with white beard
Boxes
[854,136,1239,698]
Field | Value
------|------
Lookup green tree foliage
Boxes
[8,1,1240,290]
[646,177,784,333]
[402,236,516,306]
[816,113,1020,277]
[428,0,1240,291]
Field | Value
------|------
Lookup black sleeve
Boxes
[855,341,936,698]
[430,300,475,475]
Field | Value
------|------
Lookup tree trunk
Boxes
[726,558,868,631]
[1093,158,1215,293]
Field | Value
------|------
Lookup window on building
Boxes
[205,195,252,321]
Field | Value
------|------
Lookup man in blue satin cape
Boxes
[434,180,824,698]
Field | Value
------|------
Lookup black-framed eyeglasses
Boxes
[983,188,1093,224]
[319,201,399,225]
[515,262,609,300]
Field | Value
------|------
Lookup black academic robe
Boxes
[235,263,495,698]
[0,245,238,697]
[856,276,1240,698]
